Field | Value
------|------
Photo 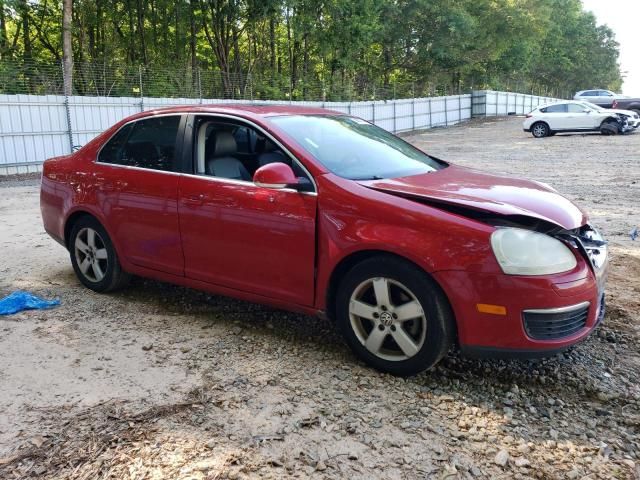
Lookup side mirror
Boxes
[253,162,299,190]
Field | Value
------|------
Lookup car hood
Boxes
[357,165,588,230]
[608,108,637,117]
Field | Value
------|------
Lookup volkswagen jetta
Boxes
[40,105,608,375]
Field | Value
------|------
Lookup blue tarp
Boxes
[0,291,60,315]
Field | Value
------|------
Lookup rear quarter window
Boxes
[98,123,134,164]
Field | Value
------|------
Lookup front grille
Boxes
[523,303,589,340]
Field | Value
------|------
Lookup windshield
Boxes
[580,102,602,111]
[269,115,445,180]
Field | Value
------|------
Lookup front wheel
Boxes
[335,256,455,376]
[600,120,619,135]
[531,122,550,138]
[69,216,130,292]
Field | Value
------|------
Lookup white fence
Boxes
[472,90,560,117]
[0,90,558,175]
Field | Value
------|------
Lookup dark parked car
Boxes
[612,97,640,115]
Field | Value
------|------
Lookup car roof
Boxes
[123,103,344,123]
[537,99,590,109]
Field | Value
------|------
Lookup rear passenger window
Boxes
[544,104,567,113]
[98,115,181,171]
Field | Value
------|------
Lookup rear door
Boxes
[541,104,568,130]
[579,90,599,104]
[94,114,186,276]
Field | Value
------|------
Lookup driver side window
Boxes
[193,117,314,191]
[567,104,586,113]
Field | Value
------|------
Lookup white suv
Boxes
[523,100,636,138]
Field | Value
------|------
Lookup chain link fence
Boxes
[0,60,563,175]
[0,60,570,101]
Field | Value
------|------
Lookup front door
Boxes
[565,103,594,129]
[177,116,317,306]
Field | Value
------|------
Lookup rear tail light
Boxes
[612,100,618,108]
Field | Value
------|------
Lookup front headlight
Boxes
[491,228,577,275]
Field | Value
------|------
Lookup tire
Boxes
[69,216,130,292]
[335,256,455,376]
[531,122,549,138]
[600,120,619,135]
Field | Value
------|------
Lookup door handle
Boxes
[183,194,205,206]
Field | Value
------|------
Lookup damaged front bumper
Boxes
[436,223,608,359]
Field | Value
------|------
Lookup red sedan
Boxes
[40,105,608,375]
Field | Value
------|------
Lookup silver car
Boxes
[574,89,620,108]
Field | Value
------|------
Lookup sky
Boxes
[581,0,639,95]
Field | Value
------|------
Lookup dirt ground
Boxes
[0,117,638,479]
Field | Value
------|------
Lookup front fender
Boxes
[313,174,497,310]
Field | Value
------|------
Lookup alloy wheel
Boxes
[349,277,427,362]
[74,227,109,282]
[532,124,547,137]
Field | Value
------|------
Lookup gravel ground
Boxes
[0,117,638,479]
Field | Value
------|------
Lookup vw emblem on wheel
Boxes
[380,311,394,326]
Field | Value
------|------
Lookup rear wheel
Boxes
[531,122,550,138]
[69,216,130,292]
[335,256,454,376]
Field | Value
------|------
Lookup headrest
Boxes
[213,131,237,157]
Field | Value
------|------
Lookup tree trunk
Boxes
[174,0,180,62]
[269,17,276,73]
[62,0,73,96]
[126,0,135,63]
[383,45,391,89]
[302,33,308,98]
[286,7,294,91]
[20,0,32,63]
[136,0,147,65]
[190,0,197,90]
[0,0,7,58]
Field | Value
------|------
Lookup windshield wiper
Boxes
[352,175,384,180]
